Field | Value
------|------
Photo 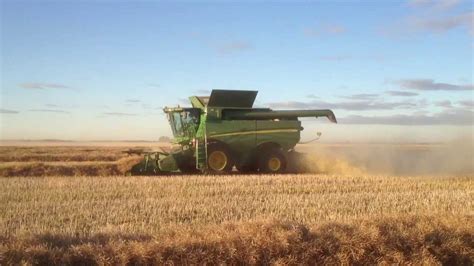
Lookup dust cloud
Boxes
[294,136,474,176]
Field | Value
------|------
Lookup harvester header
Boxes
[130,89,337,175]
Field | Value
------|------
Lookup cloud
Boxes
[339,108,473,125]
[408,0,461,10]
[435,100,453,108]
[386,90,419,96]
[126,99,141,103]
[304,24,347,37]
[29,109,70,113]
[103,112,138,116]
[20,82,70,90]
[408,0,433,7]
[410,12,473,34]
[394,79,474,91]
[307,94,319,99]
[319,55,385,62]
[141,104,152,109]
[147,83,160,88]
[195,89,211,95]
[340,93,379,100]
[216,41,253,55]
[178,98,190,105]
[268,99,417,111]
[319,55,351,61]
[459,100,474,107]
[0,108,19,114]
[45,104,59,107]
[384,10,473,36]
[268,101,309,109]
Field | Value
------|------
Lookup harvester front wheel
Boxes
[259,149,287,173]
[207,144,234,174]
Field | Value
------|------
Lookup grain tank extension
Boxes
[130,90,337,174]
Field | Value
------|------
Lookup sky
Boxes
[1,0,473,142]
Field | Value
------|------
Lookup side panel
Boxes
[256,120,301,151]
[206,120,256,154]
[206,120,301,153]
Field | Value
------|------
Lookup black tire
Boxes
[207,143,234,174]
[259,149,287,173]
[236,161,258,173]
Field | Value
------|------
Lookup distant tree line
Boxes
[158,136,171,143]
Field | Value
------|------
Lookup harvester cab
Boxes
[164,107,200,145]
[130,89,337,175]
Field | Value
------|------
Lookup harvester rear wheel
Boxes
[259,149,287,173]
[207,144,234,174]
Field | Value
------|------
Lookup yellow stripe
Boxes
[209,129,299,138]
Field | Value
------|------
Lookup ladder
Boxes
[196,128,208,171]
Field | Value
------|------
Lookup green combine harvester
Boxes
[130,90,337,174]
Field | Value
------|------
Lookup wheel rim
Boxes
[268,157,281,172]
[208,151,228,171]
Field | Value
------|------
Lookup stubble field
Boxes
[0,141,473,264]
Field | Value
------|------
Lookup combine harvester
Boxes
[130,90,336,175]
